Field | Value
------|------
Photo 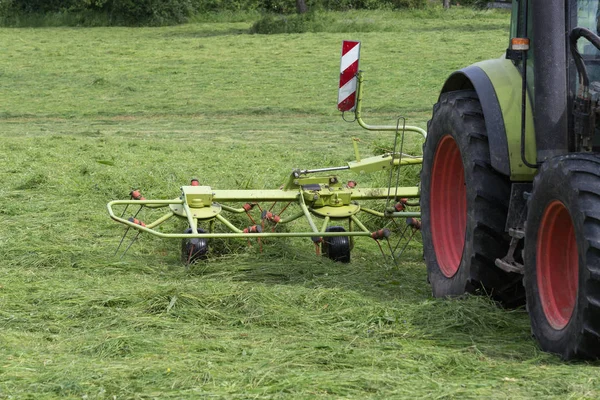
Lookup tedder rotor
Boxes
[108,41,426,266]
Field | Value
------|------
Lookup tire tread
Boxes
[525,154,600,359]
[421,89,523,306]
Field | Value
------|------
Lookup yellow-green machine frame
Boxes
[108,57,426,263]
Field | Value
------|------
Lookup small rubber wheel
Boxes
[181,228,208,264]
[421,90,524,306]
[524,154,600,360]
[322,226,350,263]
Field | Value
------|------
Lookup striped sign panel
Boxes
[337,40,361,112]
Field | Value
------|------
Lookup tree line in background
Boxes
[0,0,494,26]
[0,0,432,25]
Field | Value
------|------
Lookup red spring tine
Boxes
[371,228,390,240]
[406,218,421,230]
[130,190,145,200]
[268,201,278,212]
[262,211,281,224]
[278,201,292,216]
[128,217,146,227]
[243,225,262,234]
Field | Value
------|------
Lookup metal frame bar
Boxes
[355,71,427,139]
[107,185,420,239]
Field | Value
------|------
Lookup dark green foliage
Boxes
[0,0,107,14]
[320,0,426,10]
[454,0,489,9]
[1,0,77,13]
[0,0,427,26]
[0,0,195,25]
[250,11,331,34]
[196,0,326,14]
[101,0,197,25]
[0,0,196,25]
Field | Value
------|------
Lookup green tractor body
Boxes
[422,0,600,359]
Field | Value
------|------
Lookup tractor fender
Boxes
[440,59,537,181]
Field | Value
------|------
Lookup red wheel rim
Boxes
[430,135,467,278]
[537,201,578,330]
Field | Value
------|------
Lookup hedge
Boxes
[0,0,428,26]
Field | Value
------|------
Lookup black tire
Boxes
[181,228,208,264]
[421,90,524,306]
[524,154,600,359]
[322,226,350,263]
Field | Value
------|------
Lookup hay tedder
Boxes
[108,41,426,265]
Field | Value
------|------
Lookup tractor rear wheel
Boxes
[421,90,523,306]
[524,154,600,359]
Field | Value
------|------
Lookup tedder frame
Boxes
[107,41,427,264]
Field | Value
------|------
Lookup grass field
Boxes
[1,8,600,399]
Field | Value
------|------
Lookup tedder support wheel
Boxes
[322,226,350,263]
[421,90,524,306]
[181,228,208,264]
[524,154,600,359]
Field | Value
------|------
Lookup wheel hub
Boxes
[537,200,578,330]
[430,135,467,278]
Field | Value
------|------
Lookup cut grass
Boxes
[1,8,599,399]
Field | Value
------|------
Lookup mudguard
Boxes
[440,58,537,182]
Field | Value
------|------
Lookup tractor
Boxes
[421,0,600,359]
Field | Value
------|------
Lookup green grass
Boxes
[1,8,599,399]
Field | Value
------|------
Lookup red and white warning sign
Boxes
[337,40,361,112]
